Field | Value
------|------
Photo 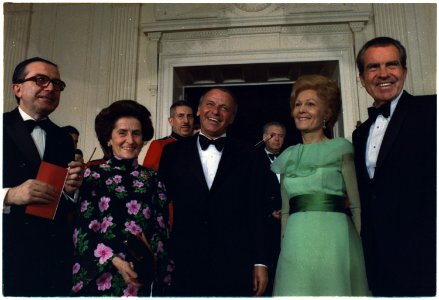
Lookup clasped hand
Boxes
[64,160,84,194]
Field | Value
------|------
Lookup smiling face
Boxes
[197,89,236,139]
[109,117,144,160]
[292,89,328,134]
[13,61,61,120]
[360,45,407,106]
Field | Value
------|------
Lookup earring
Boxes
[107,141,111,147]
[323,119,327,129]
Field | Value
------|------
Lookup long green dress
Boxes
[272,138,369,296]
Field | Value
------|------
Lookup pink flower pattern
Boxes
[72,263,80,274]
[143,207,151,219]
[94,243,113,264]
[72,159,173,296]
[126,200,141,215]
[115,186,125,193]
[96,272,112,291]
[157,216,165,228]
[124,220,142,235]
[113,175,122,183]
[89,220,101,232]
[133,180,144,188]
[73,228,79,248]
[72,281,83,292]
[123,283,139,296]
[80,200,89,212]
[83,168,91,178]
[100,216,113,233]
[99,196,110,212]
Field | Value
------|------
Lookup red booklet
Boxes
[25,161,68,220]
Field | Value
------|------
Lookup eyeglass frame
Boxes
[16,74,66,91]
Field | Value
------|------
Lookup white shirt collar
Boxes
[18,106,35,121]
[389,90,403,117]
[18,106,48,122]
[199,131,227,140]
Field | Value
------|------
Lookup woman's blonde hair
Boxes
[290,74,341,129]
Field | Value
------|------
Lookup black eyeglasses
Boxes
[17,75,66,91]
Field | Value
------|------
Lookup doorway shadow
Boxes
[184,83,302,149]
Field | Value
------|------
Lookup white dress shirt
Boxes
[197,133,225,189]
[265,148,280,182]
[366,91,402,178]
[19,107,47,159]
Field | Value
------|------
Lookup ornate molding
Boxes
[160,24,352,41]
[142,7,371,34]
[281,24,351,34]
[146,31,162,41]
[349,22,366,33]
[234,3,272,12]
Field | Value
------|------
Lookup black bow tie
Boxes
[268,153,278,161]
[368,102,391,121]
[199,135,226,151]
[24,119,50,133]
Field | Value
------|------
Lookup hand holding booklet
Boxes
[25,161,68,220]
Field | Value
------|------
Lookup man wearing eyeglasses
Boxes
[2,57,84,296]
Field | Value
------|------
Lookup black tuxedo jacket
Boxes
[159,134,268,296]
[3,108,75,296]
[257,149,282,215]
[352,91,436,296]
[256,149,282,295]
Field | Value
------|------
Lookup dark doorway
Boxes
[183,83,302,150]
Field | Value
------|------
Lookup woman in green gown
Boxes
[272,75,369,296]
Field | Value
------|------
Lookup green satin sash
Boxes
[289,193,346,215]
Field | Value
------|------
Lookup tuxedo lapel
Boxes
[43,119,68,164]
[5,109,41,169]
[376,93,409,171]
[210,138,236,193]
[355,118,374,180]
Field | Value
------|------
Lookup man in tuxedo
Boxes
[2,57,84,296]
[352,37,436,296]
[256,121,285,295]
[159,87,268,296]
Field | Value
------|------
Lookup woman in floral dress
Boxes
[71,100,173,296]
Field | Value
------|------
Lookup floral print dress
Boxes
[71,157,174,296]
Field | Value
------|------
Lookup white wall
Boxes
[3,3,436,161]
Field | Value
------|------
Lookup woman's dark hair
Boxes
[95,100,154,156]
[290,74,341,130]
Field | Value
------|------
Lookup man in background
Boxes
[62,125,80,149]
[256,121,286,295]
[142,100,194,170]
